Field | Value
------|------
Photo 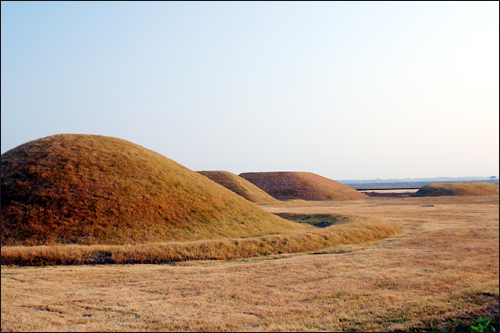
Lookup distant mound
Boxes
[239,172,369,201]
[1,134,303,246]
[412,182,499,197]
[198,171,279,203]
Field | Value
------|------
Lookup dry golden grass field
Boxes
[1,195,498,332]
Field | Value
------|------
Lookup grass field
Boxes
[1,195,498,331]
[0,215,397,266]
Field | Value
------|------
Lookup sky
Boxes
[2,1,499,180]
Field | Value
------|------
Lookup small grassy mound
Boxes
[198,170,279,203]
[239,172,369,201]
[1,134,304,246]
[412,182,499,197]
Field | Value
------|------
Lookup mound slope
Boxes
[239,172,369,201]
[198,171,279,203]
[412,182,499,197]
[1,134,303,246]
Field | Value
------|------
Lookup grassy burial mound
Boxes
[239,172,369,201]
[198,170,279,203]
[1,134,304,246]
[412,182,500,197]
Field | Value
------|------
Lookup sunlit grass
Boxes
[1,196,497,332]
[413,182,499,197]
[1,134,303,246]
[1,214,399,266]
[198,170,280,203]
[239,171,369,201]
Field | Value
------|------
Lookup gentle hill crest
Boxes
[198,170,279,203]
[239,172,369,201]
[412,182,499,197]
[1,134,303,246]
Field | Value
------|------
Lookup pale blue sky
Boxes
[2,1,498,179]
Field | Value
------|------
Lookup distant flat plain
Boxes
[345,179,499,190]
[360,189,419,194]
[1,195,498,332]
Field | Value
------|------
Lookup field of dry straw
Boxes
[1,195,499,331]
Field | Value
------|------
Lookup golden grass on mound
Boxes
[413,182,499,197]
[198,170,279,203]
[239,171,369,201]
[0,215,399,266]
[1,134,302,246]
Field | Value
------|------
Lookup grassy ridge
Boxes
[1,134,302,246]
[413,182,499,197]
[1,215,400,266]
[198,170,279,203]
[239,171,369,201]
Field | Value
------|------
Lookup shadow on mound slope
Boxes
[412,182,499,197]
[198,171,279,203]
[1,134,304,246]
[239,172,369,201]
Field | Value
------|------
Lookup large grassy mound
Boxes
[412,182,499,197]
[1,134,303,246]
[239,172,369,201]
[198,171,279,203]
